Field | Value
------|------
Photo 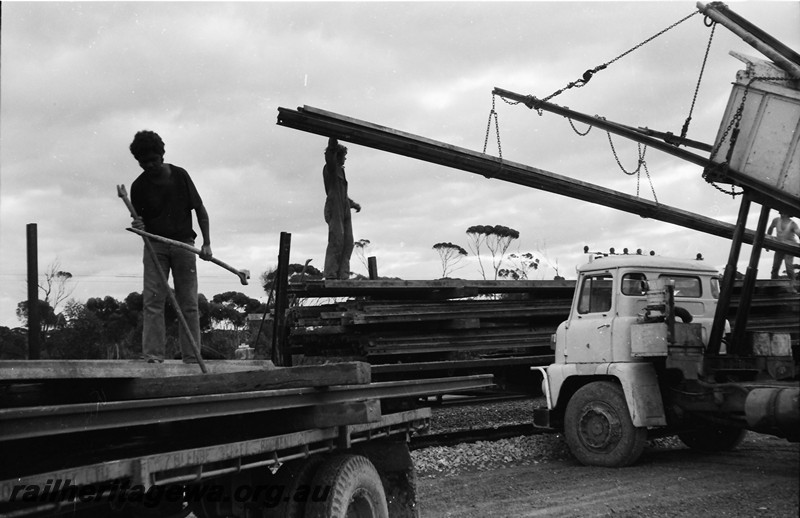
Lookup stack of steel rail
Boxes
[0,359,492,516]
[285,278,799,376]
[287,279,573,376]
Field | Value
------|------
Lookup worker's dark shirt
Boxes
[131,164,202,242]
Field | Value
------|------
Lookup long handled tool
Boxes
[116,185,208,373]
[125,227,250,285]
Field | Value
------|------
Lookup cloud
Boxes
[2,1,799,327]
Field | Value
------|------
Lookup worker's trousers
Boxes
[324,201,354,279]
[771,251,796,281]
[142,241,200,361]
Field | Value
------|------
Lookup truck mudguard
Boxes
[607,362,667,427]
[547,362,666,428]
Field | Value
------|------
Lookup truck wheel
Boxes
[678,425,746,451]
[266,457,324,518]
[564,381,646,467]
[304,454,389,518]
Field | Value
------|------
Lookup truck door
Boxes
[565,273,614,363]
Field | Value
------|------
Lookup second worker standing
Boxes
[322,137,361,280]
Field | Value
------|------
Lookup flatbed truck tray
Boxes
[0,360,491,518]
[0,408,430,518]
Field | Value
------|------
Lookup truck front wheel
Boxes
[564,381,647,467]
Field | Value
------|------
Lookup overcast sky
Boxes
[1,1,799,328]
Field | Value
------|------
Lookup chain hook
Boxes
[483,93,503,158]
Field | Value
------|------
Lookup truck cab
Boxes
[554,255,721,366]
[533,254,798,467]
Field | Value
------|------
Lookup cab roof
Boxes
[577,255,720,275]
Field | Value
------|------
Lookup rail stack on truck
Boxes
[0,357,493,517]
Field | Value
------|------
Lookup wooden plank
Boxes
[0,363,372,406]
[0,360,276,381]
[104,362,371,400]
[307,399,381,428]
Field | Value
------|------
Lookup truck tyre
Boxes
[564,381,647,467]
[266,457,324,518]
[304,454,389,518]
[678,425,746,452]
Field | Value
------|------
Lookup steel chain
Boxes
[706,76,791,196]
[642,159,658,203]
[568,118,593,136]
[681,21,716,140]
[542,10,700,103]
[606,133,659,202]
[607,132,645,176]
[483,94,504,158]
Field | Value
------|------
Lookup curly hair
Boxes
[129,130,165,160]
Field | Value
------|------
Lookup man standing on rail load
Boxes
[767,211,800,283]
[129,130,212,362]
[322,137,361,280]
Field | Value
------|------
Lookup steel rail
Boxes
[0,375,491,441]
[492,87,800,219]
[276,106,800,257]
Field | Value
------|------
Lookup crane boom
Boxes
[697,1,800,79]
[492,87,799,218]
[276,105,800,257]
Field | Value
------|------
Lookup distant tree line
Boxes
[1,259,274,361]
[3,290,269,361]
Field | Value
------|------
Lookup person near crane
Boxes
[322,137,361,280]
[767,212,800,282]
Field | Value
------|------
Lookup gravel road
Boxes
[412,399,800,518]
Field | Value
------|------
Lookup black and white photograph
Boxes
[1,2,798,517]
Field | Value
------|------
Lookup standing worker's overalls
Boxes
[323,149,355,279]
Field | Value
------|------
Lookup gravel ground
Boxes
[412,397,799,517]
[411,396,683,478]
[425,397,543,434]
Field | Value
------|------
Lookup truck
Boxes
[532,254,798,467]
[276,0,800,469]
[0,360,492,518]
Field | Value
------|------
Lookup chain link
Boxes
[483,94,503,158]
[681,21,716,140]
[607,132,646,176]
[568,118,592,136]
[606,133,659,202]
[542,10,699,103]
[641,159,659,203]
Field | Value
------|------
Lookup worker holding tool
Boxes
[322,137,361,280]
[128,130,212,363]
[767,212,800,283]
